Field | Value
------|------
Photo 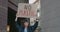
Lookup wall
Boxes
[41,0,60,32]
[0,0,8,32]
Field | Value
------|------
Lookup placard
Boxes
[16,3,37,18]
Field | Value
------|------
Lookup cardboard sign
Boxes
[16,3,37,18]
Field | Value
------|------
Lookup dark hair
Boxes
[23,19,30,27]
[17,17,30,27]
[23,19,30,23]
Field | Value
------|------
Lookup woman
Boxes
[15,19,38,32]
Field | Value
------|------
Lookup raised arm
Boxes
[15,21,21,29]
[31,20,38,31]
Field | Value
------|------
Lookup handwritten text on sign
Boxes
[18,9,37,17]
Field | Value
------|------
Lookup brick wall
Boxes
[0,0,8,32]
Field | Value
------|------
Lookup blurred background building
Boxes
[0,0,28,32]
[0,0,8,32]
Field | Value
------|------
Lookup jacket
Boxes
[15,21,38,32]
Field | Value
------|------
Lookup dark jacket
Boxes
[15,21,38,32]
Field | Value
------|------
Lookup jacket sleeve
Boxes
[15,21,22,32]
[30,21,38,31]
[15,21,21,29]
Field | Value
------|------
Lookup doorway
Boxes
[8,7,17,32]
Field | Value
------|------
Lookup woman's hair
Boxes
[17,17,30,27]
[23,19,30,23]
[23,18,30,27]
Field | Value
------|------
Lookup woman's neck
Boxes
[25,26,28,28]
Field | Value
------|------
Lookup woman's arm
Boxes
[15,21,22,32]
[30,20,38,31]
[15,21,21,29]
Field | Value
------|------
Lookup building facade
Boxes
[0,0,8,32]
[0,0,28,32]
